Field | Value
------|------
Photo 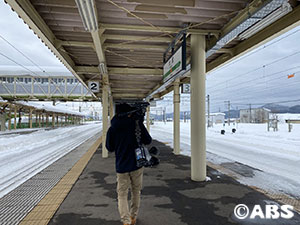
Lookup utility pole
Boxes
[249,104,252,123]
[224,101,230,126]
[207,95,210,128]
[228,101,230,126]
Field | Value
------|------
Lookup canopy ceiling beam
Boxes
[111,80,156,85]
[91,29,110,86]
[102,34,173,43]
[112,88,151,92]
[112,93,146,99]
[56,40,95,49]
[100,23,219,36]
[75,66,163,76]
[207,0,278,50]
[207,4,300,72]
[75,66,99,74]
[104,43,167,51]
[109,67,162,75]
[75,0,110,89]
[95,93,146,99]
[221,0,272,38]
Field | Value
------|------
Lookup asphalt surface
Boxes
[49,140,300,225]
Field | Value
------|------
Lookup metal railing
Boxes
[0,76,93,100]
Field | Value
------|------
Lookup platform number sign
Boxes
[88,81,100,93]
[181,84,190,94]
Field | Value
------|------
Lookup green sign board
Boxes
[163,46,183,82]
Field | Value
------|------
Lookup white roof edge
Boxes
[14,101,86,116]
[206,113,226,116]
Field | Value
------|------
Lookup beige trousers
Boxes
[117,167,144,224]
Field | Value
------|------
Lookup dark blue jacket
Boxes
[106,115,152,173]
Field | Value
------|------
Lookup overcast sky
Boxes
[0,1,299,113]
[0,1,69,73]
[206,26,300,112]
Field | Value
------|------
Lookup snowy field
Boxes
[0,123,101,198]
[150,121,300,198]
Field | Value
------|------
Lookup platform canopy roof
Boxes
[5,0,300,101]
[0,99,85,116]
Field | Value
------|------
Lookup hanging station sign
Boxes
[163,47,183,81]
[163,32,186,83]
[88,81,100,93]
[181,83,191,94]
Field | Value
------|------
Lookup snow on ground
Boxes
[0,122,101,198]
[1,117,299,199]
[276,113,300,123]
[150,121,300,198]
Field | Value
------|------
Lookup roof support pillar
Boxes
[173,78,180,155]
[29,108,33,129]
[38,113,41,128]
[52,113,55,128]
[146,106,150,132]
[102,84,109,158]
[35,111,38,127]
[190,34,206,182]
[8,108,11,131]
[18,110,22,129]
[109,96,114,120]
[46,114,49,127]
[14,106,17,130]
[0,112,6,132]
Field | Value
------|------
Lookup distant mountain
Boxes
[263,103,290,113]
[289,105,300,113]
[150,104,300,121]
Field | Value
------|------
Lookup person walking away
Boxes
[106,103,152,225]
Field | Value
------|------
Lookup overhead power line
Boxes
[210,77,300,103]
[211,98,300,107]
[210,93,300,107]
[209,65,300,92]
[0,34,49,74]
[209,70,300,99]
[0,52,41,77]
[209,28,300,74]
[208,49,300,91]
[211,98,297,111]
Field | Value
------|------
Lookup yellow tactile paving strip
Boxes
[207,162,300,213]
[19,136,102,225]
[250,186,300,213]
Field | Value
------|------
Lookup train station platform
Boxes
[46,140,299,225]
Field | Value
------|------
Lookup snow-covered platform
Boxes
[48,140,300,225]
[0,132,101,225]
